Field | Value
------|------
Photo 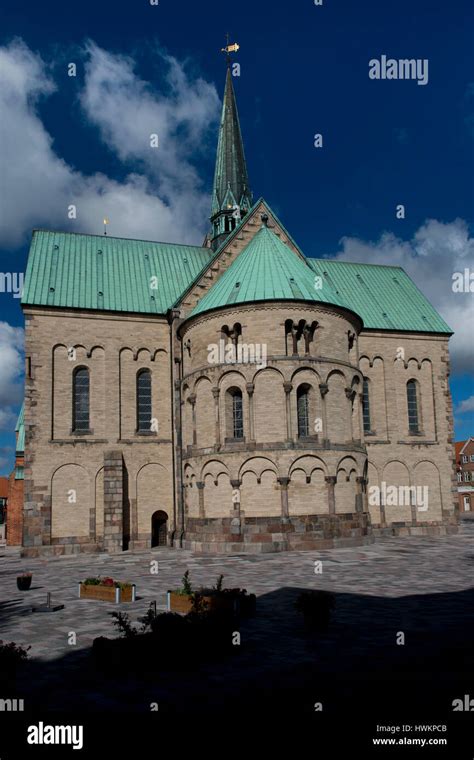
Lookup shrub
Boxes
[173,570,193,595]
[111,611,137,639]
[0,641,30,675]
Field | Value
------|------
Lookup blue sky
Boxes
[0,0,473,474]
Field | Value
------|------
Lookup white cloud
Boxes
[334,218,474,374]
[0,321,24,431]
[458,395,474,414]
[0,39,219,248]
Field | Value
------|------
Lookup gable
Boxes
[176,198,306,317]
[188,224,356,320]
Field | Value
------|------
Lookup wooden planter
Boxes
[78,583,136,603]
[167,591,237,615]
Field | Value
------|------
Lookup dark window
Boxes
[362,378,371,433]
[407,380,419,433]
[73,367,90,431]
[297,386,310,437]
[137,370,152,432]
[232,390,243,439]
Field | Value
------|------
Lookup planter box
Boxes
[167,591,237,615]
[168,592,193,614]
[78,583,136,603]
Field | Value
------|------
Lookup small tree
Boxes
[182,570,193,595]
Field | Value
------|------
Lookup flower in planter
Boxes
[18,572,32,578]
[102,577,114,587]
[83,577,102,586]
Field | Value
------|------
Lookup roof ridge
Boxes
[32,229,208,250]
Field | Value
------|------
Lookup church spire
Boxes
[209,47,252,251]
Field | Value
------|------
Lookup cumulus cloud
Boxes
[457,395,474,414]
[334,218,474,374]
[0,39,219,248]
[0,321,24,430]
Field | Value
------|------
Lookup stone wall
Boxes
[21,308,175,556]
[359,331,457,533]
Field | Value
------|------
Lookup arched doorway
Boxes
[151,510,168,547]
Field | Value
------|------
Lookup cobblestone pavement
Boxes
[0,525,473,717]
[0,528,472,660]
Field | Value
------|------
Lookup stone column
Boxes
[196,481,205,518]
[357,392,365,443]
[319,383,329,444]
[283,382,293,442]
[345,387,355,441]
[379,490,387,527]
[212,387,220,448]
[278,477,290,520]
[189,393,197,446]
[230,478,242,534]
[325,475,336,515]
[410,489,418,526]
[246,383,255,442]
[103,449,123,554]
[355,476,365,513]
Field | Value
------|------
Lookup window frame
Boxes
[406,379,421,435]
[72,365,91,434]
[297,385,310,438]
[362,377,372,434]
[136,368,153,434]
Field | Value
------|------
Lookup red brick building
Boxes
[7,404,25,545]
[455,438,474,513]
[0,477,8,544]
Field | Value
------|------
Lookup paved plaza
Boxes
[1,524,473,719]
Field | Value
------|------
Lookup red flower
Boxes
[102,577,114,586]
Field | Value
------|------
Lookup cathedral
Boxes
[17,64,458,556]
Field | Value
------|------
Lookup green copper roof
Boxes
[22,230,212,314]
[307,259,452,333]
[15,403,24,454]
[21,207,452,335]
[211,68,252,218]
[189,225,354,318]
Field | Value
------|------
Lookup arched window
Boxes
[137,370,152,432]
[225,387,243,440]
[362,377,371,433]
[297,385,310,438]
[73,367,90,432]
[406,379,420,434]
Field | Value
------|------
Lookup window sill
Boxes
[135,430,158,436]
[70,429,93,436]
